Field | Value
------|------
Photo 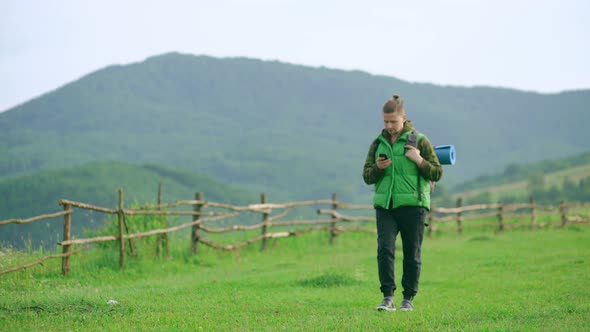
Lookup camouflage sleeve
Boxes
[362,140,385,185]
[417,136,443,182]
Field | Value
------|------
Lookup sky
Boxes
[1,0,589,112]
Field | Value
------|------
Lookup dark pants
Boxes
[376,206,426,299]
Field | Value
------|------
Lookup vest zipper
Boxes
[417,175,422,202]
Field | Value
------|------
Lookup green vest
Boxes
[373,131,431,210]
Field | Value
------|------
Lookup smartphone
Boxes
[379,153,388,160]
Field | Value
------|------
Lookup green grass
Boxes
[1,226,589,331]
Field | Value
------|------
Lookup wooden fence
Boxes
[1,189,589,277]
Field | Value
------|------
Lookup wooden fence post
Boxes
[530,196,536,229]
[560,201,567,227]
[156,182,169,258]
[260,193,269,251]
[118,189,126,269]
[456,197,463,235]
[191,192,203,255]
[61,203,72,276]
[329,193,337,245]
[497,203,504,232]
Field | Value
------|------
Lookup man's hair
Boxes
[382,94,405,114]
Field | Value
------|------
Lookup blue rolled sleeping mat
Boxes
[434,145,456,165]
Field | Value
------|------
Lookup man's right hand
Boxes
[376,157,392,169]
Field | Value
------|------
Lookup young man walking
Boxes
[362,94,442,311]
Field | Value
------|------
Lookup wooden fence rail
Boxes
[0,246,90,276]
[0,210,71,226]
[58,213,238,246]
[1,189,589,277]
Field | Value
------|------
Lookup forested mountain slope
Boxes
[1,52,588,203]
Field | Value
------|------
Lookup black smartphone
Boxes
[379,153,388,160]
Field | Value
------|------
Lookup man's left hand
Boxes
[404,145,424,166]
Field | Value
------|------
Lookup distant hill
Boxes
[1,52,589,203]
[0,161,257,249]
[436,152,590,206]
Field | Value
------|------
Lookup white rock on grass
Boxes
[107,300,119,305]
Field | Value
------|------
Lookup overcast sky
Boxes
[1,0,588,112]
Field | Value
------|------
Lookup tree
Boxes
[503,163,521,178]
[527,171,545,195]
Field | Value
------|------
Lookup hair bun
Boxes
[392,94,400,100]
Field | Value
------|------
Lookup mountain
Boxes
[1,52,589,203]
[0,161,257,249]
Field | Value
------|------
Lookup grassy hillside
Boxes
[1,227,588,331]
[0,52,589,203]
[0,161,257,249]
[444,152,590,205]
[457,163,590,201]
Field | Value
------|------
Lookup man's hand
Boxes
[376,156,392,169]
[404,145,424,166]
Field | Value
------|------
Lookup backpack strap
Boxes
[370,138,381,162]
[407,130,435,200]
[406,130,422,201]
[406,130,418,148]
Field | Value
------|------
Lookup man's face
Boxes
[383,112,406,136]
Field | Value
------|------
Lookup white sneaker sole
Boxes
[376,306,396,312]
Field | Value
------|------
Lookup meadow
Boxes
[1,224,589,331]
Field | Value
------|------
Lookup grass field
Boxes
[1,225,589,331]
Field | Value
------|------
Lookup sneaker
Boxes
[400,298,414,311]
[375,296,396,311]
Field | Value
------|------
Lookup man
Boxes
[362,94,442,311]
